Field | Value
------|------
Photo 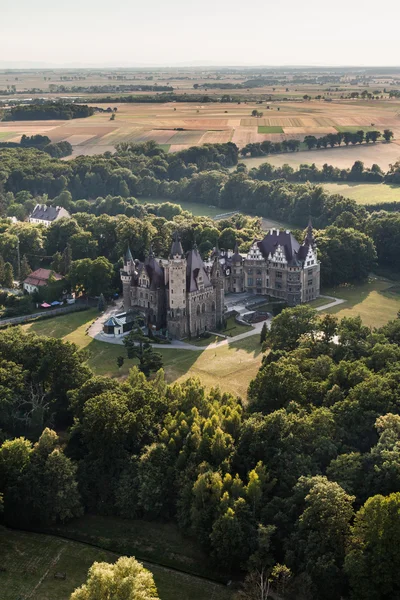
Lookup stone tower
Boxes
[166,232,188,339]
[121,246,134,310]
[210,250,225,328]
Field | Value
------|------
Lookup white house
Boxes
[29,204,71,227]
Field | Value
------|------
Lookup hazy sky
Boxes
[1,0,399,67]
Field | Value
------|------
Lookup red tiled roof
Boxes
[23,268,63,287]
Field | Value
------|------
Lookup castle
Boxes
[121,232,224,339]
[209,220,320,305]
[120,223,320,339]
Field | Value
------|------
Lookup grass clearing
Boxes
[258,125,284,133]
[138,196,223,218]
[22,308,262,399]
[0,526,233,600]
[321,277,400,328]
[322,182,400,204]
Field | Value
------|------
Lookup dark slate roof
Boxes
[232,242,242,263]
[258,229,310,266]
[104,316,123,327]
[170,231,184,257]
[186,247,212,292]
[144,255,165,290]
[125,246,133,263]
[30,204,70,222]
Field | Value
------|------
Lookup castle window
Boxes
[256,278,262,286]
[257,269,262,275]
[308,279,313,286]
[171,300,174,304]
[257,288,262,294]
[197,305,200,315]
[171,289,174,294]
[202,303,206,313]
[276,272,282,279]
[212,302,215,312]
[248,277,254,286]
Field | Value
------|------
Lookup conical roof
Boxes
[170,231,184,257]
[125,246,133,263]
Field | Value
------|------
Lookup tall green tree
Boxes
[70,556,159,600]
[2,262,14,288]
[345,493,400,600]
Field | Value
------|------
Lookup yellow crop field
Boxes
[1,97,400,168]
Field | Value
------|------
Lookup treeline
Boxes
[48,84,174,93]
[2,307,400,598]
[0,134,72,158]
[3,102,95,121]
[244,158,400,184]
[241,129,393,158]
[82,93,220,104]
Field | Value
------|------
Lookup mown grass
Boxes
[322,182,400,205]
[257,125,284,133]
[0,526,234,600]
[23,308,262,399]
[321,277,400,328]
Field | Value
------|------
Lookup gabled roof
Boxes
[257,228,315,266]
[104,316,123,327]
[23,268,63,287]
[30,204,70,222]
[186,247,212,292]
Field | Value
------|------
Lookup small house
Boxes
[29,204,71,227]
[23,268,63,294]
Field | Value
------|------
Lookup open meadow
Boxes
[321,182,400,204]
[22,309,263,400]
[0,526,233,600]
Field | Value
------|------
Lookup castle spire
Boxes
[125,245,133,263]
[170,231,184,258]
[305,217,315,246]
[148,244,155,259]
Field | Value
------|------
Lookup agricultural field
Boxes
[321,182,400,204]
[0,526,233,600]
[1,93,400,168]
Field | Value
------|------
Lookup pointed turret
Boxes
[170,231,184,258]
[125,245,133,263]
[232,241,242,263]
[148,244,155,259]
[305,217,316,247]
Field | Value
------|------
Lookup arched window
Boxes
[197,305,200,315]
[202,303,206,313]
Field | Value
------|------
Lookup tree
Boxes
[117,355,124,369]
[97,293,106,312]
[69,257,114,297]
[260,322,268,345]
[70,556,159,600]
[123,325,163,377]
[263,305,318,351]
[345,493,400,600]
[383,129,394,142]
[2,262,14,288]
[62,243,72,274]
[19,255,31,281]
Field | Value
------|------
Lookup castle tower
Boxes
[121,246,134,310]
[211,251,225,328]
[167,232,187,338]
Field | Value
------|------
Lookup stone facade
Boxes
[209,222,320,306]
[121,233,225,339]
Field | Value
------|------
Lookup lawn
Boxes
[138,197,224,218]
[23,309,262,399]
[306,296,335,308]
[258,125,284,133]
[0,526,234,600]
[321,277,400,328]
[322,182,400,205]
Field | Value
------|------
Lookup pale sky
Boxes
[1,0,399,67]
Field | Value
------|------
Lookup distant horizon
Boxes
[1,0,399,68]
[1,62,400,71]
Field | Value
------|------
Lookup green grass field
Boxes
[321,277,400,328]
[0,526,233,600]
[322,182,400,204]
[23,309,262,399]
[258,125,284,133]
